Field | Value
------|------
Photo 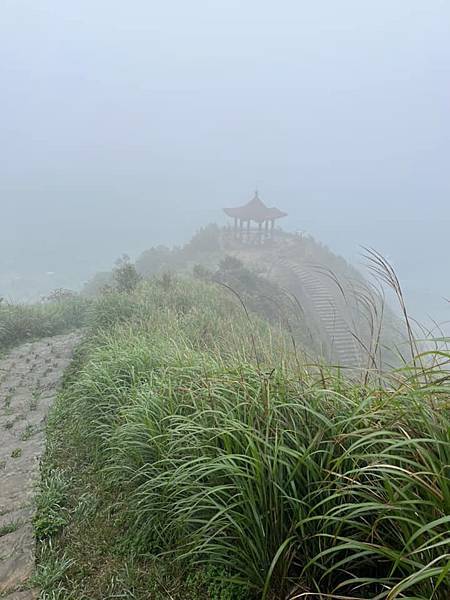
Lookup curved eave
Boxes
[267,208,288,220]
[223,207,242,218]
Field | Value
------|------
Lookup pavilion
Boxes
[223,191,287,244]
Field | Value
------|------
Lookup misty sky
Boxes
[1,1,449,321]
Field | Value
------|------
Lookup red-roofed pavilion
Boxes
[224,192,287,243]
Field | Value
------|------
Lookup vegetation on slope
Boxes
[0,291,90,353]
[82,224,223,296]
[35,277,449,599]
[82,226,408,368]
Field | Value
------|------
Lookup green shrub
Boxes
[135,224,223,278]
[112,254,142,293]
[73,354,448,597]
[0,296,90,352]
[52,278,450,599]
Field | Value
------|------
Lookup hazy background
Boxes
[1,1,449,328]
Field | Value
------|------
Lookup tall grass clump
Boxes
[50,276,449,599]
[0,295,90,352]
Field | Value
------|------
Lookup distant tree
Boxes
[183,224,221,256]
[135,245,175,277]
[218,255,243,272]
[113,255,142,293]
[192,264,213,281]
[82,271,114,297]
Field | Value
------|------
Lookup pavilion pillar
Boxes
[234,216,238,239]
[246,219,251,243]
[258,221,263,244]
[239,218,244,242]
[264,219,269,241]
[270,219,275,238]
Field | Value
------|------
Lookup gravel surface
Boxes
[0,333,81,599]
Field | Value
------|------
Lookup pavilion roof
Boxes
[223,192,287,223]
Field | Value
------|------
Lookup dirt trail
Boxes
[0,333,81,599]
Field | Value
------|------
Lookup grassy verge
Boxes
[0,296,90,353]
[35,277,450,599]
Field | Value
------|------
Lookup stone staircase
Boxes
[273,258,361,368]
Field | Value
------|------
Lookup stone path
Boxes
[276,259,362,367]
[0,333,81,599]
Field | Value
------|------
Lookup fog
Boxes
[1,1,449,326]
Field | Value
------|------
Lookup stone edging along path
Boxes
[0,333,81,599]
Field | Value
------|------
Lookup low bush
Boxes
[0,296,90,352]
[37,278,450,599]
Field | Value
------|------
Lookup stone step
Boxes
[276,259,360,364]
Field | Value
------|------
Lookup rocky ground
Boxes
[0,333,81,599]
